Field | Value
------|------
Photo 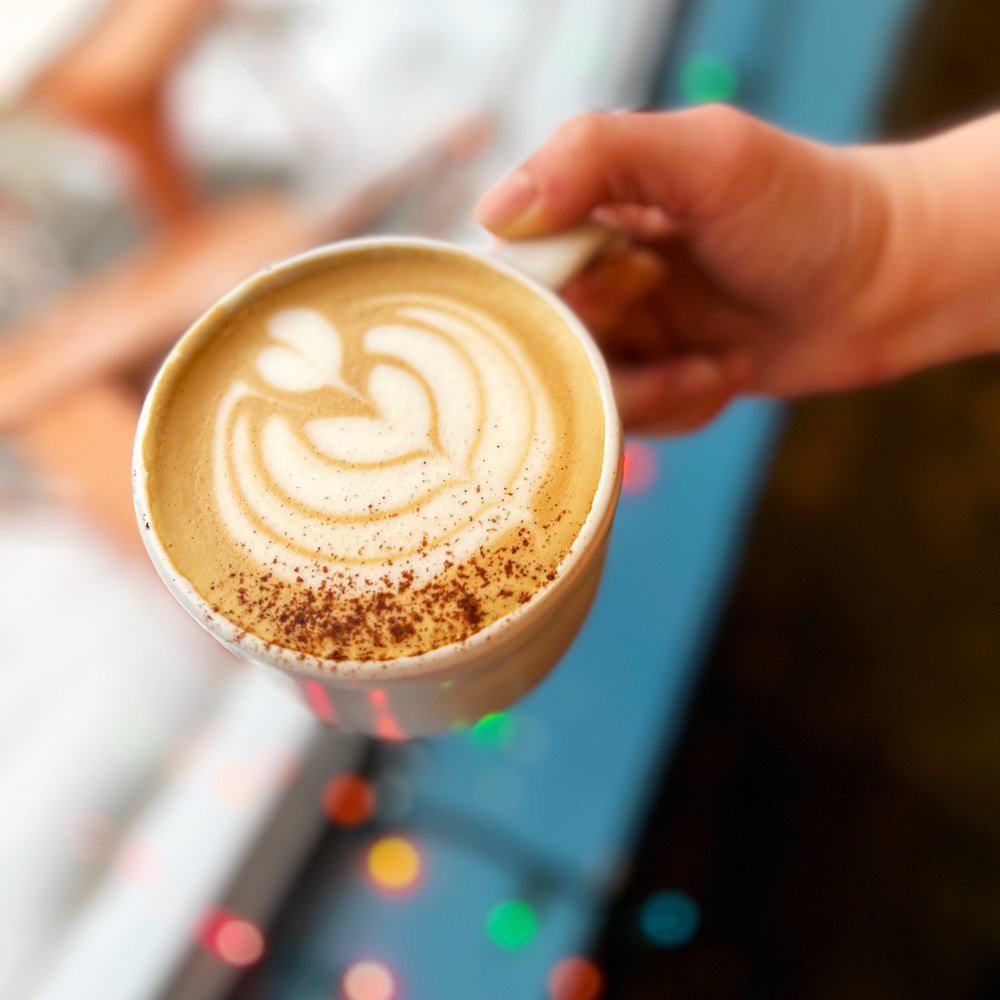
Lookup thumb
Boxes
[474,105,776,239]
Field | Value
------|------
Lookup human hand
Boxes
[475,107,1000,432]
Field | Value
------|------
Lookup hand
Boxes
[475,106,1000,432]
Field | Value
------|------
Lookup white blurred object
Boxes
[0,0,116,109]
[29,667,317,1000]
[494,221,618,290]
[169,0,526,197]
[0,504,234,999]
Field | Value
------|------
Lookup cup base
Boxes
[274,542,610,738]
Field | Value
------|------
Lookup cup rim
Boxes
[133,234,622,682]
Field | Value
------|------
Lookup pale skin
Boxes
[474,105,1000,433]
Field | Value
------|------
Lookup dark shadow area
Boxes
[594,1,1000,996]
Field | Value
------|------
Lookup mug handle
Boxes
[491,221,619,291]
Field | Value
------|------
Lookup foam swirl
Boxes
[212,294,554,591]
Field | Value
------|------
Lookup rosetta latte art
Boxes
[212,294,555,591]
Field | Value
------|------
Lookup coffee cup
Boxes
[133,225,622,738]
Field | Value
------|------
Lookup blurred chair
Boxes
[24,0,217,223]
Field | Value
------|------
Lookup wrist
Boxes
[855,114,1000,366]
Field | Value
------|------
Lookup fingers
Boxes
[474,105,773,238]
[567,238,766,362]
[611,353,749,434]
[591,204,679,242]
[561,247,666,338]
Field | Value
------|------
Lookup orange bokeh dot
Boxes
[215,919,266,968]
[367,836,421,892]
[548,957,605,1000]
[322,774,375,827]
[342,960,396,1000]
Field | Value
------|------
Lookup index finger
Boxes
[474,105,772,239]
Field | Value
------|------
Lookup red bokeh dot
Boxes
[215,919,265,967]
[622,440,658,495]
[548,957,604,1000]
[322,774,375,827]
[197,908,266,968]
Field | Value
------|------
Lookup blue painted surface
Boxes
[258,0,921,995]
[666,0,919,138]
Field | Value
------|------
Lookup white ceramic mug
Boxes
[133,225,622,738]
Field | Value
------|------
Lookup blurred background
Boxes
[0,1,996,999]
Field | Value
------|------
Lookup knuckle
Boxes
[681,104,767,212]
[694,102,751,135]
[698,104,760,163]
[555,112,611,154]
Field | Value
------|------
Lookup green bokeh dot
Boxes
[680,54,738,103]
[469,712,517,751]
[486,900,537,949]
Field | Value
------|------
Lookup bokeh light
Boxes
[342,960,396,1000]
[215,919,266,967]
[323,773,375,827]
[367,836,422,892]
[117,839,162,886]
[680,54,738,104]
[370,690,407,741]
[469,712,517,750]
[303,680,336,724]
[214,762,261,809]
[197,908,266,968]
[622,440,658,495]
[548,957,605,1000]
[486,900,537,949]
[640,890,700,948]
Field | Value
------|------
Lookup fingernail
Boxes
[474,171,542,236]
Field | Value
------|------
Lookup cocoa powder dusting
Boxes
[207,531,567,661]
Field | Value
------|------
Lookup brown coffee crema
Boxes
[144,247,605,661]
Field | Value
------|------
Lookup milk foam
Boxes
[145,247,606,661]
[213,295,554,590]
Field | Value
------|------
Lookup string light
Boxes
[197,908,266,968]
[303,680,337,724]
[548,957,605,1000]
[469,712,517,751]
[342,960,396,1000]
[486,900,537,949]
[640,890,700,948]
[369,690,406,741]
[681,54,738,104]
[622,440,658,495]
[367,836,421,892]
[323,774,375,827]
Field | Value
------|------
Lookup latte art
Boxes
[214,295,554,589]
[144,247,605,661]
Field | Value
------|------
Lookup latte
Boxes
[143,245,605,662]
